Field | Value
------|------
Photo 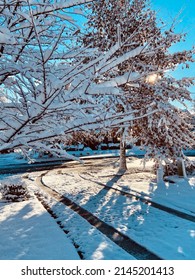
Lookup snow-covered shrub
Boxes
[152,161,176,177]
[185,160,195,175]
[0,178,30,202]
[164,163,178,177]
[164,159,195,176]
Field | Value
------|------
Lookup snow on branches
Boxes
[0,0,157,159]
[81,0,195,163]
[0,0,194,162]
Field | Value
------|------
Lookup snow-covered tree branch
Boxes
[0,0,194,163]
[0,0,157,159]
[80,0,195,169]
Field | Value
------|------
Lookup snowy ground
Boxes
[0,182,79,260]
[0,156,195,260]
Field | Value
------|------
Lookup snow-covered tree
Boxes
[0,0,93,85]
[81,0,195,173]
[0,0,157,159]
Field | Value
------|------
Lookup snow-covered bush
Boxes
[154,158,195,177]
[163,162,178,177]
[185,159,195,175]
[0,178,30,202]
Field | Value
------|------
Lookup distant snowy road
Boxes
[0,148,194,174]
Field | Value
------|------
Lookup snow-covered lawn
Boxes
[0,157,195,260]
[0,181,79,260]
[40,157,195,260]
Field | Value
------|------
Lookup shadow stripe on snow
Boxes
[35,174,162,260]
[79,175,195,223]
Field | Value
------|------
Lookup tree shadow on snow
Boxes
[0,201,78,260]
[148,177,195,214]
[78,172,195,260]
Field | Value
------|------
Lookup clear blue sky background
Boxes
[151,0,195,102]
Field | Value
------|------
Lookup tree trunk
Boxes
[118,129,127,174]
[157,161,164,184]
[177,158,187,178]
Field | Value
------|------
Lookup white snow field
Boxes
[0,185,79,260]
[0,156,194,260]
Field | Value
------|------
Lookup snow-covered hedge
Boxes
[0,178,30,202]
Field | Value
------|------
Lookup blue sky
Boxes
[151,0,195,100]
[152,0,195,51]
